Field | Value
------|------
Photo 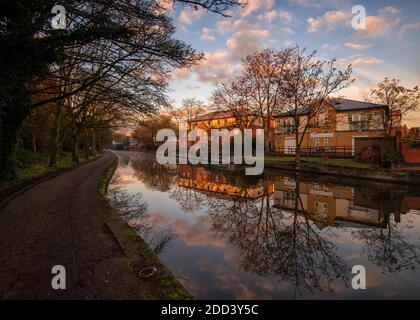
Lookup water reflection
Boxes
[110,151,420,299]
[107,175,176,255]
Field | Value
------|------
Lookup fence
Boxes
[269,146,354,159]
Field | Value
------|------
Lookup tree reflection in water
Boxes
[354,204,420,273]
[131,155,177,192]
[207,175,350,298]
[107,174,176,255]
[118,153,420,298]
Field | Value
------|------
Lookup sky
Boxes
[165,0,420,127]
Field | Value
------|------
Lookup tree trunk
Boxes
[97,135,103,153]
[91,131,96,156]
[295,131,301,170]
[49,104,64,167]
[72,134,80,163]
[31,134,37,153]
[295,148,301,170]
[84,135,90,160]
[264,126,270,155]
[0,104,28,180]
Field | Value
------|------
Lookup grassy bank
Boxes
[264,155,420,185]
[97,152,192,300]
[0,149,73,192]
[264,155,376,170]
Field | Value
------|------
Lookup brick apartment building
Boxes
[273,98,394,155]
[187,110,276,148]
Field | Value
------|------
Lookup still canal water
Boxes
[109,151,420,299]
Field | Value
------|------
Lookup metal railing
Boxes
[269,146,354,158]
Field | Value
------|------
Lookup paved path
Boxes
[0,152,147,299]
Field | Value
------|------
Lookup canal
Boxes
[108,151,420,299]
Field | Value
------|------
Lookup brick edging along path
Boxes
[0,151,190,299]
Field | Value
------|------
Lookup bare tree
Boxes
[281,46,353,169]
[212,48,295,152]
[172,97,206,126]
[212,80,260,131]
[368,78,420,135]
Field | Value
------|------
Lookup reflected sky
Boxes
[109,151,420,299]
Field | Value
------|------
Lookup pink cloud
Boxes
[240,0,274,17]
[258,9,293,24]
[307,10,350,33]
[344,42,372,50]
[353,6,401,40]
[179,7,204,25]
[201,27,215,42]
[398,21,420,39]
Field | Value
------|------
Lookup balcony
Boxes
[275,126,295,134]
[350,121,369,131]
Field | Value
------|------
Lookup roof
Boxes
[330,98,387,111]
[192,110,233,121]
[191,110,259,122]
[275,98,387,118]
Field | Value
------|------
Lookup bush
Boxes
[382,149,403,162]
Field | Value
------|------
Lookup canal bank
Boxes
[264,158,420,186]
[99,152,192,300]
[143,149,420,185]
[0,151,190,299]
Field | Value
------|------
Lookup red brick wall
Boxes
[401,144,420,164]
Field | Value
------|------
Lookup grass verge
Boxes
[265,155,376,170]
[1,149,83,192]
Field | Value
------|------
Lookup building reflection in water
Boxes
[113,153,420,298]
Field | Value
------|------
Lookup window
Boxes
[324,138,329,147]
[315,201,328,214]
[348,114,352,123]
[359,114,367,122]
[315,138,320,148]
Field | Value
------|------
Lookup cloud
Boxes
[353,6,401,40]
[337,56,382,67]
[174,68,191,80]
[307,6,401,37]
[353,15,391,40]
[216,20,232,34]
[322,43,340,52]
[280,27,294,34]
[201,27,215,42]
[174,20,270,85]
[344,42,372,50]
[288,0,320,7]
[398,21,420,39]
[307,10,350,33]
[174,50,235,84]
[379,6,401,16]
[258,9,293,24]
[179,7,204,25]
[241,0,274,17]
[226,20,270,58]
[351,57,382,65]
